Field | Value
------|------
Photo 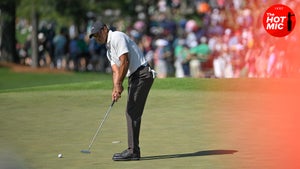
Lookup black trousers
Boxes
[126,65,154,153]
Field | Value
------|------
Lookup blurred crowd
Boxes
[16,0,300,78]
[17,23,109,72]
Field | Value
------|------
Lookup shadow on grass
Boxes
[141,150,238,161]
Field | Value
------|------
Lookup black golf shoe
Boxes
[112,149,140,161]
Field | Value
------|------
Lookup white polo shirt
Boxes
[106,30,147,77]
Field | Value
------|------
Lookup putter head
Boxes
[80,150,91,154]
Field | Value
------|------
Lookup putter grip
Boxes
[111,100,115,107]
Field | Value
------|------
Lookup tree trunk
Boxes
[31,8,39,68]
[0,1,18,63]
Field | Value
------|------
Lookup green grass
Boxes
[0,67,299,169]
[1,67,297,93]
[0,67,112,91]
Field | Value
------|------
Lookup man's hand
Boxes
[112,84,123,102]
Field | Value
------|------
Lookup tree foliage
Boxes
[16,0,142,28]
[0,0,18,62]
[0,0,150,63]
[53,0,89,26]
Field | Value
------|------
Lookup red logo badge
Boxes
[263,4,296,37]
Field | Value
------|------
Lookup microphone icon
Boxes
[287,12,295,31]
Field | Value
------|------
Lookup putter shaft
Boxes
[81,101,115,153]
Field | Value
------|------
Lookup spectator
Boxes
[189,36,210,78]
[140,35,155,68]
[53,28,67,69]
[68,36,79,70]
[88,38,107,72]
[76,34,89,71]
[174,39,190,77]
[153,39,169,78]
[244,48,258,78]
[266,46,277,77]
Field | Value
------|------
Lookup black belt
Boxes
[130,63,150,78]
[136,63,149,72]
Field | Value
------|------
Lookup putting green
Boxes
[0,68,299,169]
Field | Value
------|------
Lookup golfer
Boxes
[89,21,155,161]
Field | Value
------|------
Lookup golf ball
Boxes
[58,153,63,158]
[112,141,121,144]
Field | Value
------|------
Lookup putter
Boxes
[81,100,115,154]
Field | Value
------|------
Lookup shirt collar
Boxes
[106,30,113,49]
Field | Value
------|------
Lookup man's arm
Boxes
[112,53,129,101]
